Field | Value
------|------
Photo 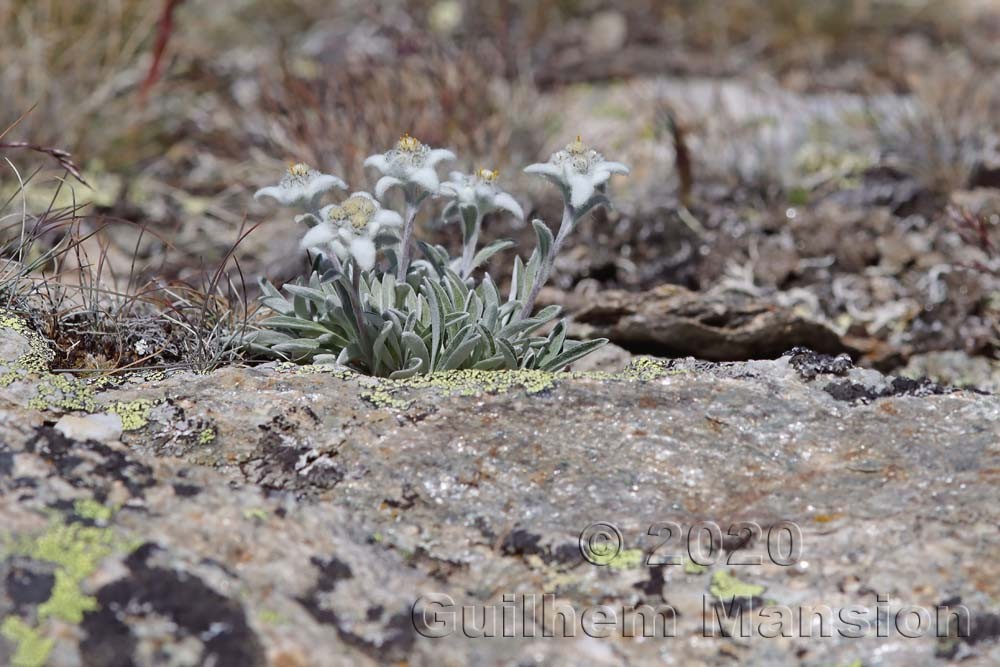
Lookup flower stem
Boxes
[396,195,419,282]
[518,204,576,319]
[328,251,343,274]
[459,211,484,279]
[348,259,371,362]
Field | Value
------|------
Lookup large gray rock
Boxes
[0,314,997,666]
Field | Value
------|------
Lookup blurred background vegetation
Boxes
[2,0,1000,379]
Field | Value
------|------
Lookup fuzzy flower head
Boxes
[440,168,524,220]
[254,163,347,210]
[365,134,456,198]
[300,192,403,270]
[524,137,629,209]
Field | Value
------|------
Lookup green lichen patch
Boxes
[709,570,766,599]
[684,559,709,575]
[1,501,136,662]
[356,358,681,410]
[0,616,54,667]
[2,310,168,429]
[243,508,269,522]
[604,548,645,570]
[26,373,98,413]
[21,373,159,432]
[613,357,682,382]
[256,609,286,626]
[73,498,115,524]
[107,399,156,431]
[275,355,680,412]
[197,427,216,445]
[360,368,561,409]
[0,309,55,389]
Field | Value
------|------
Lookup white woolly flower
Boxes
[364,134,455,198]
[440,168,524,220]
[300,192,403,270]
[524,137,630,209]
[254,163,347,209]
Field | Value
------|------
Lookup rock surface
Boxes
[0,312,998,666]
[559,284,851,361]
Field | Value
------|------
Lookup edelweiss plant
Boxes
[250,135,629,378]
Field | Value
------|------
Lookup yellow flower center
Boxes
[566,135,587,155]
[341,195,377,230]
[324,204,346,222]
[287,163,311,177]
[397,133,422,153]
[476,168,498,183]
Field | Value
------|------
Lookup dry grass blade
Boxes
[0,141,89,186]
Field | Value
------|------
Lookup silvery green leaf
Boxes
[245,343,285,358]
[533,304,562,323]
[260,296,294,315]
[259,278,284,300]
[496,338,518,369]
[497,318,541,339]
[403,309,418,333]
[441,329,481,371]
[261,316,331,335]
[471,240,515,271]
[273,339,320,359]
[444,311,469,329]
[465,291,483,320]
[531,219,553,259]
[508,255,525,302]
[481,300,498,329]
[372,321,395,375]
[524,249,541,299]
[416,294,430,328]
[402,331,430,372]
[246,330,293,346]
[541,338,608,372]
[540,320,568,366]
[424,281,443,370]
[472,355,507,371]
[460,205,478,241]
[389,357,423,379]
[284,284,328,306]
[293,294,311,320]
[428,275,454,311]
[313,354,341,365]
[498,301,521,326]
[416,241,450,276]
[381,273,396,310]
[317,331,352,349]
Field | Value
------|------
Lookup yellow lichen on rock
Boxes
[1,502,135,665]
